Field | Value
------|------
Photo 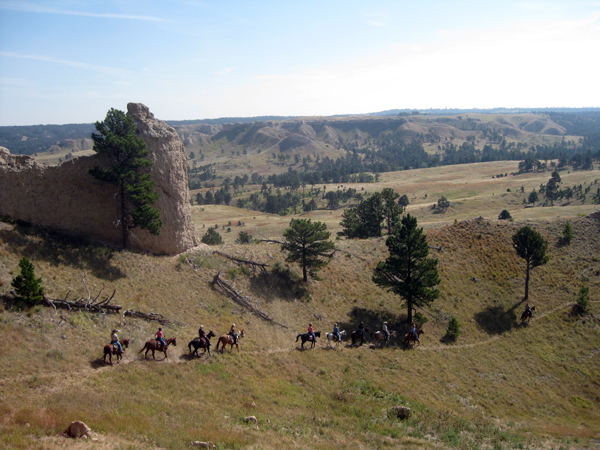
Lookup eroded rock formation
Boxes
[0,103,200,255]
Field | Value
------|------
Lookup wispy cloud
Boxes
[0,51,130,75]
[217,67,234,76]
[0,1,171,22]
[368,21,386,27]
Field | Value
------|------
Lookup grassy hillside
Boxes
[1,162,599,449]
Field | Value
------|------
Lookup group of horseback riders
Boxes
[309,320,420,345]
[109,323,241,355]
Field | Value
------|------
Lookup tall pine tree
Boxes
[373,214,440,323]
[90,108,163,249]
[11,257,44,307]
[512,226,549,300]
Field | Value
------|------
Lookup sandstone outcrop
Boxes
[0,103,200,255]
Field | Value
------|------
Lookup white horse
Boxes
[325,330,346,349]
[371,330,397,347]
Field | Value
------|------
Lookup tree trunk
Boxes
[524,258,530,300]
[120,183,129,250]
[407,301,413,324]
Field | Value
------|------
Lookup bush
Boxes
[201,228,223,245]
[562,221,574,245]
[235,231,253,244]
[498,209,512,220]
[575,285,590,314]
[445,316,461,342]
[11,257,44,308]
[413,312,429,325]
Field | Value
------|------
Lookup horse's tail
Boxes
[296,334,301,342]
[138,344,146,354]
[215,338,221,351]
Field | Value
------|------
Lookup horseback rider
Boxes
[155,327,166,351]
[229,323,238,345]
[411,323,419,342]
[358,321,365,338]
[525,303,532,317]
[111,329,123,354]
[333,323,341,342]
[382,321,390,341]
[198,325,208,346]
[308,323,315,342]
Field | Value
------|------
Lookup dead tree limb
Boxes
[211,272,288,328]
[212,251,269,275]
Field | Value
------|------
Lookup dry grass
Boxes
[1,163,599,449]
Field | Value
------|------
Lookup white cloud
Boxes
[0,51,131,76]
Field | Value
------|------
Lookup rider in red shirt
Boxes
[155,327,166,350]
[308,323,315,342]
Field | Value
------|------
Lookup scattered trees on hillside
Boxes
[281,219,335,282]
[11,257,44,308]
[512,226,549,300]
[89,108,163,249]
[433,196,450,213]
[373,214,440,324]
[340,193,385,238]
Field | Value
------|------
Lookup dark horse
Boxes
[403,328,424,347]
[188,330,216,357]
[351,328,369,346]
[296,331,321,349]
[138,336,177,360]
[216,330,245,353]
[103,338,130,365]
[521,306,536,323]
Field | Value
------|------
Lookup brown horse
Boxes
[403,328,424,347]
[371,330,397,347]
[138,337,177,360]
[351,328,369,346]
[188,330,216,357]
[521,306,536,323]
[103,338,130,365]
[216,330,244,353]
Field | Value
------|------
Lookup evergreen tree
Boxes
[528,190,539,205]
[512,226,549,300]
[89,108,163,249]
[498,209,512,220]
[201,227,223,245]
[381,188,402,234]
[373,214,440,323]
[398,194,410,208]
[562,221,574,245]
[11,257,44,307]
[282,219,335,282]
[340,193,384,238]
[445,316,461,341]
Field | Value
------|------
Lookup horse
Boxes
[371,330,397,347]
[403,328,424,347]
[325,330,346,349]
[351,328,369,346]
[138,337,177,360]
[296,331,321,349]
[215,330,245,353]
[103,338,130,365]
[521,306,536,323]
[188,330,216,357]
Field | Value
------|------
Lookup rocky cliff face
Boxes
[0,103,200,255]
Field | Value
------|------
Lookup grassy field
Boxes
[1,161,599,450]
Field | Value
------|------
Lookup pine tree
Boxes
[201,228,223,245]
[373,214,440,323]
[282,219,335,282]
[562,221,574,245]
[11,257,44,307]
[89,108,163,249]
[512,226,549,300]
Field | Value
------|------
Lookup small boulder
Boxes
[66,421,91,438]
[245,415,258,424]
[191,442,216,449]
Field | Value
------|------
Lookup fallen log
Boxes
[123,310,183,329]
[42,290,122,313]
[211,272,288,328]
[212,251,268,275]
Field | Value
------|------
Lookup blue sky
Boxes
[1,0,599,125]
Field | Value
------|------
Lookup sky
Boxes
[1,0,599,126]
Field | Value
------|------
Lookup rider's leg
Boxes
[116,341,123,354]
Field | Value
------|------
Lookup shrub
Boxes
[11,257,44,308]
[235,231,253,244]
[445,316,461,342]
[414,312,429,325]
[575,285,589,314]
[201,228,223,245]
[562,221,574,245]
[498,209,512,220]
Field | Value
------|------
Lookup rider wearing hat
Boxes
[111,329,123,354]
[382,321,389,341]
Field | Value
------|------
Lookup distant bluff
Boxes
[0,103,200,255]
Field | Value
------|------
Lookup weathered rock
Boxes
[0,103,200,255]
[191,441,216,448]
[66,420,91,438]
[389,406,411,420]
